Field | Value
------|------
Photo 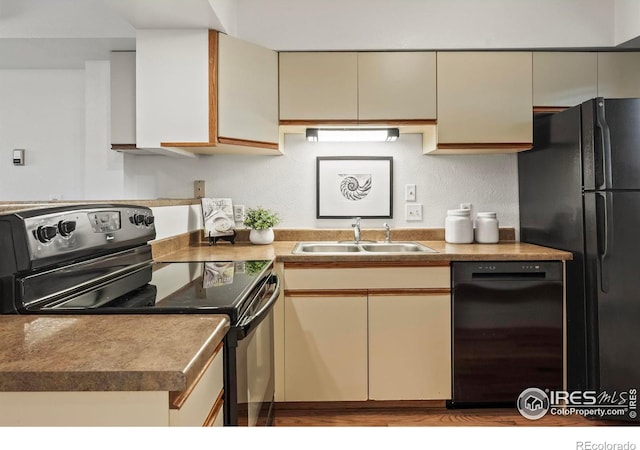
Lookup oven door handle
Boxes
[236,274,280,340]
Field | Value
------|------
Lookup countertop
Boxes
[0,198,198,215]
[0,315,229,392]
[156,240,573,263]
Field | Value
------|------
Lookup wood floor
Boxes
[272,403,634,427]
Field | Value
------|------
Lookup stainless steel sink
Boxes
[292,243,361,253]
[291,241,437,254]
[359,242,435,253]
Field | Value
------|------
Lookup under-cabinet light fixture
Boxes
[305,128,399,143]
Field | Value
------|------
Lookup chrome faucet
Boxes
[383,223,391,243]
[352,217,361,243]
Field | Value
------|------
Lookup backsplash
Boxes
[123,133,520,231]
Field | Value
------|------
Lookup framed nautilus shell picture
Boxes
[316,156,393,218]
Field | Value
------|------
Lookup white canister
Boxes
[445,209,473,243]
[475,212,499,244]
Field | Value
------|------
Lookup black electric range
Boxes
[0,204,279,426]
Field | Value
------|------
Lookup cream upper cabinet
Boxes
[110,51,136,147]
[533,52,598,108]
[369,293,451,401]
[434,52,532,152]
[279,52,358,121]
[357,52,437,120]
[217,33,279,144]
[597,52,640,98]
[136,29,280,155]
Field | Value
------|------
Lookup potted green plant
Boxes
[243,207,280,245]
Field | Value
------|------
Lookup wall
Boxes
[0,64,123,201]
[123,133,520,231]
[615,0,640,45]
[0,69,85,200]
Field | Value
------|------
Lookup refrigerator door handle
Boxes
[597,192,614,293]
[595,98,613,190]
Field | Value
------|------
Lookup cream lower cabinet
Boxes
[0,343,224,427]
[368,293,451,400]
[283,263,451,402]
[284,293,368,401]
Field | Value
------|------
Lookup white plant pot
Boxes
[249,228,274,245]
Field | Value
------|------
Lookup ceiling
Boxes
[0,0,637,69]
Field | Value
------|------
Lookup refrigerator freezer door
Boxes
[583,98,640,191]
[583,191,640,393]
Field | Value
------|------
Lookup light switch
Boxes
[405,184,416,202]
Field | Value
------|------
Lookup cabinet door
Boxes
[218,34,279,144]
[597,52,640,98]
[436,52,532,145]
[358,52,436,120]
[279,52,358,121]
[284,293,368,401]
[110,51,136,146]
[136,29,210,147]
[533,52,597,108]
[368,293,451,400]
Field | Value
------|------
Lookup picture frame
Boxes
[316,156,393,219]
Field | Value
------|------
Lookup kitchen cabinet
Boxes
[279,51,437,122]
[282,263,451,402]
[357,52,437,121]
[533,52,598,110]
[0,343,224,426]
[279,52,358,121]
[284,292,368,402]
[368,293,451,400]
[110,51,136,148]
[136,29,281,155]
[429,51,533,154]
[597,52,640,98]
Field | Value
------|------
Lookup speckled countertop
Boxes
[156,240,573,263]
[0,315,229,392]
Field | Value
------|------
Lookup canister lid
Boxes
[477,212,497,218]
[447,209,470,216]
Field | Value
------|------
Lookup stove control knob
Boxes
[144,215,155,226]
[130,213,145,226]
[58,220,77,237]
[35,225,58,243]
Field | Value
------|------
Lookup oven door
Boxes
[226,274,278,426]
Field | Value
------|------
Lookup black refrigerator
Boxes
[518,97,640,404]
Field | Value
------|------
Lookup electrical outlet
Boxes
[405,204,422,221]
[460,202,472,211]
[405,184,416,202]
[234,204,245,223]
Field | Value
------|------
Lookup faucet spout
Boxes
[352,217,361,243]
[383,223,391,243]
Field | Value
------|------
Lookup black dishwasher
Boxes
[448,261,563,408]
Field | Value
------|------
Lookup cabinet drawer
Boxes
[169,343,224,427]
[285,266,450,290]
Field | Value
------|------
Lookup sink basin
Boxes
[293,243,361,253]
[360,242,436,253]
[291,241,437,254]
